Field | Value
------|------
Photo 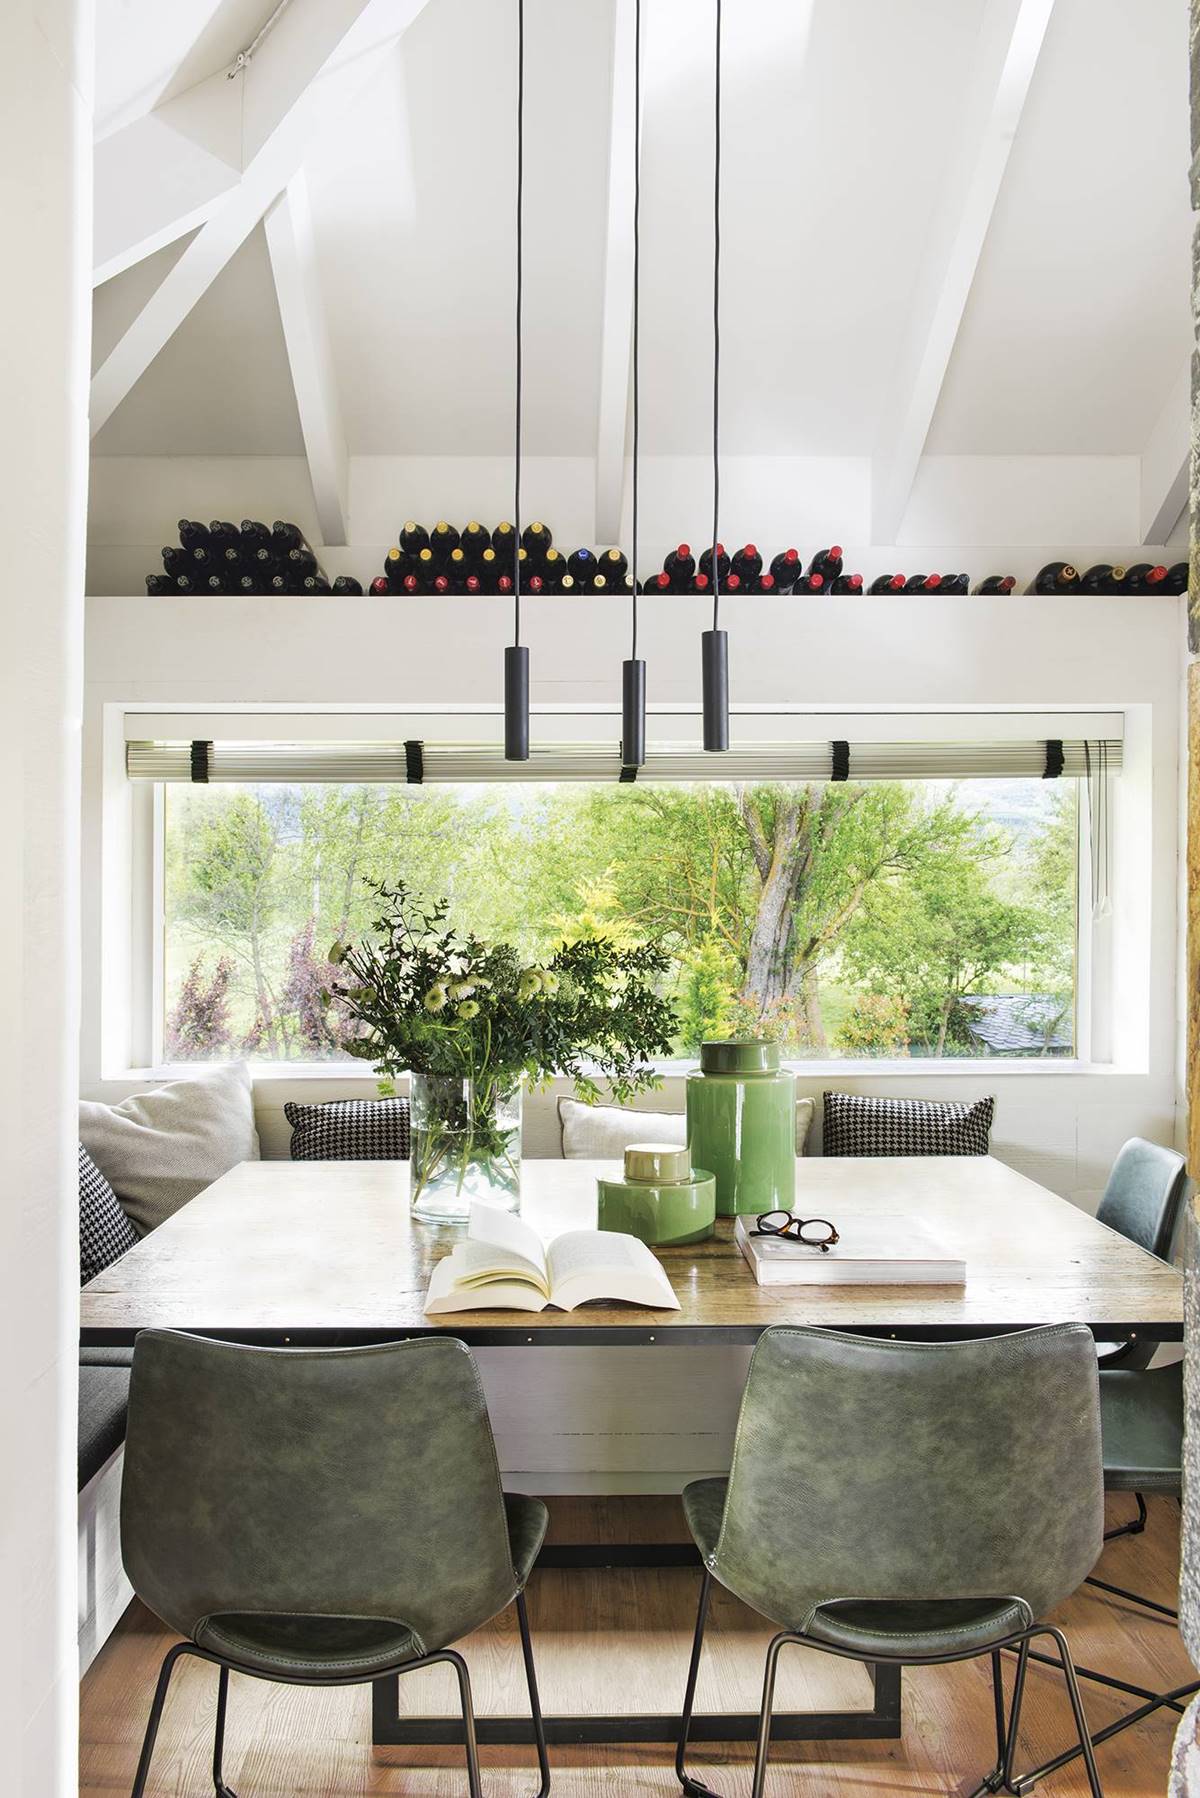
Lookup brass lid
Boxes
[624,1143,692,1184]
[699,1039,780,1076]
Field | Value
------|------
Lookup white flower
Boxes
[423,984,448,1013]
[517,973,540,1002]
[448,980,476,999]
[456,999,481,1020]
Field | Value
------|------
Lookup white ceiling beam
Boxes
[90,0,434,437]
[94,0,427,287]
[265,175,349,545]
[594,0,637,549]
[1139,357,1191,544]
[871,0,1057,544]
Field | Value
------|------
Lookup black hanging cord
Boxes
[710,0,722,634]
[630,0,641,660]
[513,0,524,642]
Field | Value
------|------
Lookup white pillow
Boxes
[79,1062,260,1236]
[558,1095,815,1159]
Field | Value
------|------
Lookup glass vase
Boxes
[409,1073,522,1224]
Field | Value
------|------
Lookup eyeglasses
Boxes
[753,1211,840,1251]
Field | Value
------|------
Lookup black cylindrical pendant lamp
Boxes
[701,629,728,752]
[505,644,529,761]
[702,0,728,754]
[622,656,646,767]
[505,0,530,760]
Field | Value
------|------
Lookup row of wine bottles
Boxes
[1026,560,1188,595]
[143,519,361,596]
[369,520,629,595]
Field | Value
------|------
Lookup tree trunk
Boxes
[739,792,811,1014]
[800,966,826,1048]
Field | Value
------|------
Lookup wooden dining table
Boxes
[80,1153,1183,1752]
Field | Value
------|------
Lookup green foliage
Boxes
[677,936,739,1052]
[330,879,678,1102]
[834,992,911,1056]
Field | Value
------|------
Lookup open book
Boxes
[424,1203,681,1314]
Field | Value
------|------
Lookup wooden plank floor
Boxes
[81,1496,1192,1796]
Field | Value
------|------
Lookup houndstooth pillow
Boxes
[822,1092,994,1157]
[285,1098,411,1161]
[79,1143,138,1285]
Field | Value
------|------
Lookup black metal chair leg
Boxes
[442,1649,484,1798]
[1102,1492,1148,1543]
[1084,1570,1177,1620]
[212,1663,237,1798]
[675,1570,722,1798]
[130,1641,191,1798]
[1007,1629,1104,1798]
[749,1632,791,1798]
[1000,1638,1031,1794]
[515,1590,551,1797]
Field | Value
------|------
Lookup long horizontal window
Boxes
[156,774,1082,1067]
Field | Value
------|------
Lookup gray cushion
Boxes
[80,1062,260,1235]
[78,1364,131,1490]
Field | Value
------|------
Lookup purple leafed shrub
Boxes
[165,955,235,1060]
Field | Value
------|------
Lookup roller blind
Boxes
[125,711,1123,784]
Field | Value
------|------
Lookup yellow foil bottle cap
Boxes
[624,1142,692,1184]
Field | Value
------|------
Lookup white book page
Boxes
[466,1203,549,1276]
[424,1256,549,1314]
[546,1230,680,1312]
[450,1237,549,1296]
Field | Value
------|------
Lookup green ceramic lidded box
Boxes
[686,1040,796,1217]
[596,1143,716,1246]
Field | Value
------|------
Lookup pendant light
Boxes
[701,0,728,752]
[621,0,646,770]
[504,0,529,760]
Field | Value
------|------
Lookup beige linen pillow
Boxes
[559,1094,815,1158]
[79,1062,260,1236]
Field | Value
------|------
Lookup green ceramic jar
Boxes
[686,1040,796,1217]
[596,1143,716,1246]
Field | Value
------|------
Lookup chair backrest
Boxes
[1096,1137,1187,1261]
[121,1331,518,1655]
[710,1324,1103,1634]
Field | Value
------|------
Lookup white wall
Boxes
[83,589,1186,1216]
[2,0,91,1789]
[85,451,1184,596]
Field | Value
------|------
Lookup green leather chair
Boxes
[121,1330,550,1798]
[674,1324,1105,1798]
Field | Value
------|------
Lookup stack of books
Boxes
[735,1215,965,1286]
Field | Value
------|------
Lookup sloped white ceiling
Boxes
[90,0,1193,461]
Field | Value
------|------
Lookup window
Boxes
[157,775,1080,1065]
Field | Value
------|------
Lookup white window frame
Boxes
[109,701,1143,1081]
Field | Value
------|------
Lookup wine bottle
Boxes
[559,573,577,595]
[173,574,198,594]
[798,572,826,595]
[431,520,460,558]
[543,546,568,585]
[369,575,390,596]
[1078,564,1114,593]
[477,545,501,589]
[521,521,552,555]
[830,573,864,595]
[491,520,516,553]
[867,573,905,594]
[1107,564,1131,593]
[902,573,942,593]
[755,572,777,594]
[301,574,331,594]
[1027,562,1080,595]
[973,574,1016,595]
[664,544,695,587]
[271,521,304,555]
[287,546,318,576]
[400,521,430,557]
[1125,563,1168,593]
[461,521,490,558]
[568,547,597,583]
[208,521,239,552]
[600,548,628,582]
[698,543,730,583]
[384,548,411,592]
[332,575,364,596]
[641,571,672,593]
[940,574,970,595]
[767,548,800,591]
[240,520,271,547]
[731,544,762,584]
[145,574,172,596]
[162,546,195,578]
[178,520,211,553]
[1166,562,1189,595]
[415,546,438,583]
[806,545,843,585]
[447,546,470,583]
